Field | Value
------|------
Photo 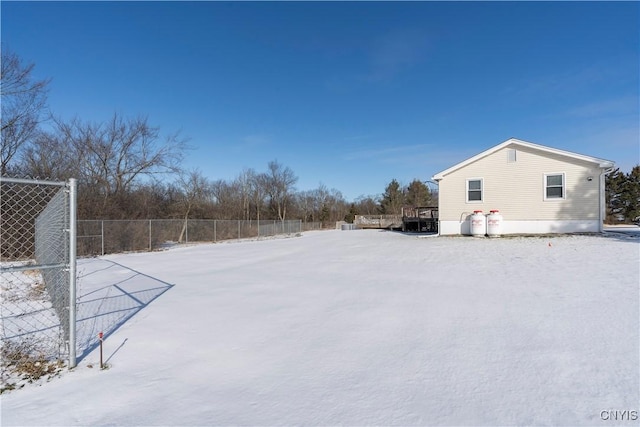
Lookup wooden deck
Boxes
[401,206,438,233]
[352,207,439,233]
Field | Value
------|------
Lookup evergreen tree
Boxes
[606,166,640,223]
[319,204,330,225]
[622,166,640,223]
[605,168,627,222]
[405,179,432,206]
[380,179,404,214]
[344,203,358,223]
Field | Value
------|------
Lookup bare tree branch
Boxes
[263,160,298,222]
[1,47,50,174]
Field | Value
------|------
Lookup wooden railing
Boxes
[353,215,403,229]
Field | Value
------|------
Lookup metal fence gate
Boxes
[1,177,77,392]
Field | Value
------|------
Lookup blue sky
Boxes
[2,1,638,200]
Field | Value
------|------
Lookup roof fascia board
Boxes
[512,138,614,168]
[432,138,614,181]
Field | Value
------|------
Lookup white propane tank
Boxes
[487,210,503,237]
[470,210,486,237]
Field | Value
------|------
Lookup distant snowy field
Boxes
[2,229,639,426]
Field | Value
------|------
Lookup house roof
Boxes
[432,138,615,181]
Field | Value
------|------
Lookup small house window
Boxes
[467,178,483,202]
[545,173,565,199]
[507,149,517,162]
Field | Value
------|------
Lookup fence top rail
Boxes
[77,218,304,222]
[0,262,67,273]
[0,176,67,187]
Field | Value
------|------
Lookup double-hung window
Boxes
[544,173,565,200]
[466,178,483,202]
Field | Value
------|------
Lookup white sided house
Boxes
[432,138,615,236]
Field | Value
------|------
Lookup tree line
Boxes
[1,48,439,226]
[606,167,640,224]
[5,48,634,225]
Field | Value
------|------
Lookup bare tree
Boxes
[263,160,298,223]
[236,168,255,221]
[134,181,173,219]
[250,171,267,223]
[176,169,211,242]
[211,179,241,219]
[1,48,50,175]
[292,184,347,226]
[56,113,187,211]
[296,190,316,223]
[354,195,381,215]
[21,131,76,180]
[326,188,348,224]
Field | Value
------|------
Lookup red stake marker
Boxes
[98,332,104,369]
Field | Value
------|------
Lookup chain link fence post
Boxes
[101,220,105,256]
[67,178,77,368]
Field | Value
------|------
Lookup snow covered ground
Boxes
[2,229,638,426]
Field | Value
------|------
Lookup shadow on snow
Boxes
[75,259,174,362]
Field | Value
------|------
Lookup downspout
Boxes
[600,167,614,232]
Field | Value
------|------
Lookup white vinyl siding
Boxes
[544,173,565,200]
[438,144,601,222]
[466,178,483,202]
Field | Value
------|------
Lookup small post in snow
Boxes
[98,332,104,369]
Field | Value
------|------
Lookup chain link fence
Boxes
[2,184,321,393]
[77,219,319,256]
[1,177,77,393]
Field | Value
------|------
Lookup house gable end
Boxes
[434,138,615,235]
[432,138,614,181]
